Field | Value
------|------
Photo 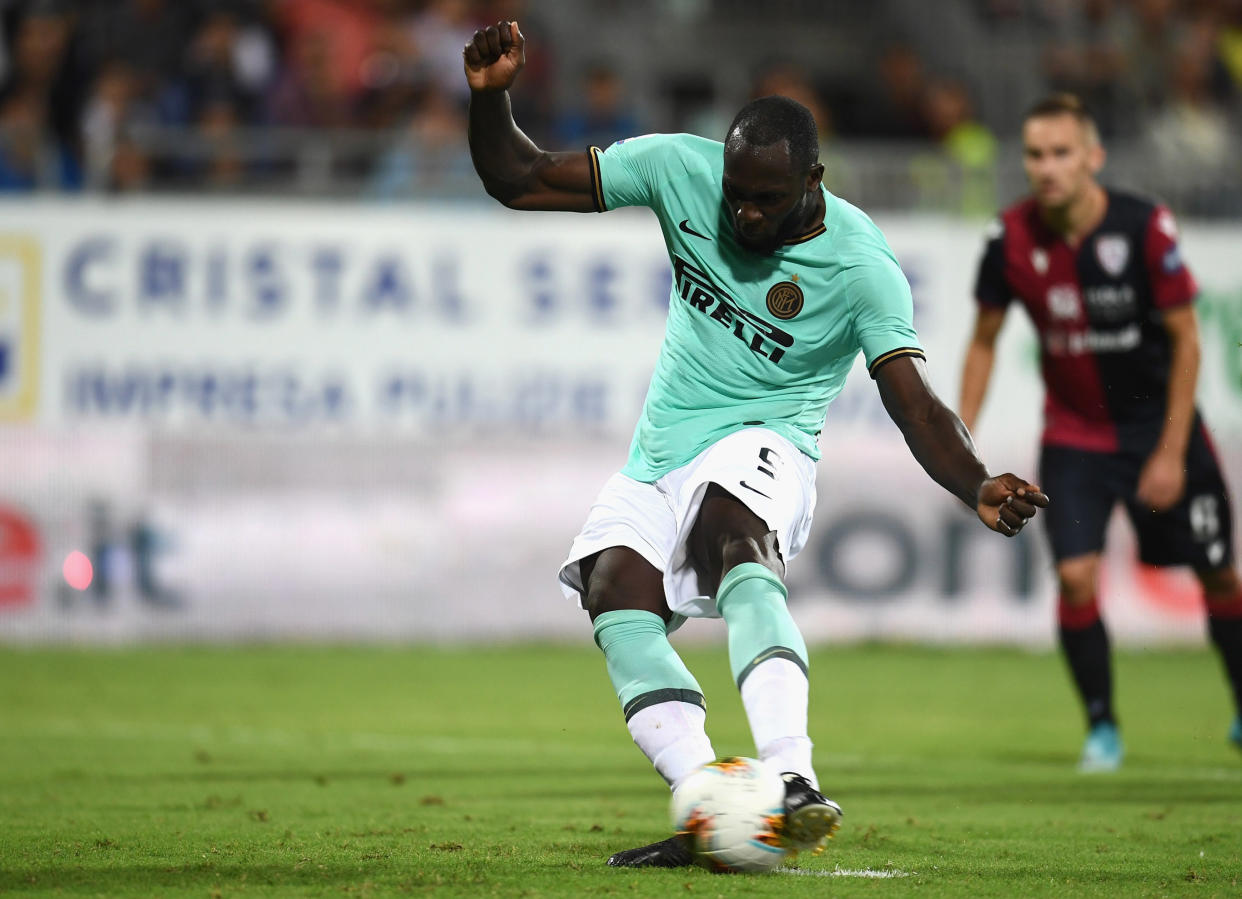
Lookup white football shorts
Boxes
[557,427,817,624]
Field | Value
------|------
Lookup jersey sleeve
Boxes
[589,133,673,212]
[846,256,926,378]
[973,219,1012,309]
[1143,205,1197,310]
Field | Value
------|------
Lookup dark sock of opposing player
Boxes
[1205,589,1242,718]
[1058,596,1115,729]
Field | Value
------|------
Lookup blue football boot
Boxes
[1078,721,1123,773]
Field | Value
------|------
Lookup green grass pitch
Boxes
[1,643,1239,897]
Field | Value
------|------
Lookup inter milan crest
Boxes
[765,280,804,320]
[1095,234,1129,277]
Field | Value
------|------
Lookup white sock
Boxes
[740,658,817,788]
[627,701,715,791]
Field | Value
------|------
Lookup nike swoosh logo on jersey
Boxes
[679,219,711,240]
[738,480,772,500]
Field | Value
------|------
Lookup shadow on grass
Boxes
[44,766,667,804]
[50,767,460,784]
[849,775,1242,805]
[0,861,483,893]
[49,761,642,784]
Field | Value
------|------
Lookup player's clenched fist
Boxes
[463,20,524,92]
[976,473,1050,538]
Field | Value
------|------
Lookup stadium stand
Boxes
[0,0,1238,214]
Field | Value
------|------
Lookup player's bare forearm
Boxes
[876,356,1047,537]
[958,342,995,433]
[1136,305,1201,510]
[958,307,1006,432]
[467,92,596,211]
[1156,304,1201,458]
[467,89,542,204]
[877,357,989,508]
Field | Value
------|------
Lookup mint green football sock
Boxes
[594,609,715,787]
[715,562,808,688]
[593,609,706,720]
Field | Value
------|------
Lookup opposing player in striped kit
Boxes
[465,21,1049,866]
[961,94,1242,772]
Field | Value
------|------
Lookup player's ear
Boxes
[806,163,824,190]
[1087,143,1105,175]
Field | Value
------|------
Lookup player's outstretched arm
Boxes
[463,21,596,212]
[958,307,1006,432]
[875,355,1049,537]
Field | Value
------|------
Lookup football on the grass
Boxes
[670,756,788,873]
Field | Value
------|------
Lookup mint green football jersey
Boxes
[589,132,924,483]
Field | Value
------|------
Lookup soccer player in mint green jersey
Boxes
[465,21,1049,868]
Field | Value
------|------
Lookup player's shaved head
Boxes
[726,95,819,174]
[721,95,825,254]
[1023,92,1100,146]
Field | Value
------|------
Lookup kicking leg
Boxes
[583,547,710,868]
[689,484,841,851]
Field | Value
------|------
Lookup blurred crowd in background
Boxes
[0,0,1240,215]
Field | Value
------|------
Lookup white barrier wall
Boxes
[0,199,1238,645]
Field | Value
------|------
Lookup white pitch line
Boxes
[778,866,913,878]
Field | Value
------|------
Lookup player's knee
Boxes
[580,547,670,622]
[718,534,780,574]
[1196,566,1241,599]
[584,571,669,622]
[585,578,648,620]
[1057,557,1099,605]
[1058,579,1096,606]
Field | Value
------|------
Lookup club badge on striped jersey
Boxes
[1095,234,1129,277]
[1031,248,1049,275]
[765,280,803,320]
